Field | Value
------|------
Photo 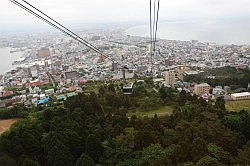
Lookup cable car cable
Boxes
[10,0,115,63]
[154,0,160,51]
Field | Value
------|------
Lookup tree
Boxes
[0,153,17,166]
[117,144,167,166]
[140,144,167,165]
[85,134,104,163]
[237,141,250,165]
[196,155,221,166]
[214,97,225,111]
[20,157,40,166]
[46,141,74,166]
[75,153,95,166]
[207,143,235,165]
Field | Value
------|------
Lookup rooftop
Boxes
[231,92,250,97]
[195,83,210,87]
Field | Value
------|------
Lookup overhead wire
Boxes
[149,0,160,73]
[152,0,156,52]
[154,0,160,51]
[9,0,115,63]
[149,0,153,71]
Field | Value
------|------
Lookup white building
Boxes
[231,92,250,101]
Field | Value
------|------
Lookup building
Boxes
[44,61,49,68]
[74,57,80,64]
[38,97,51,105]
[231,92,250,101]
[165,70,176,86]
[67,92,77,98]
[65,71,78,80]
[137,65,148,73]
[2,91,14,97]
[56,94,67,101]
[45,89,55,96]
[38,47,50,58]
[54,60,62,68]
[29,67,38,78]
[194,83,211,96]
[98,55,106,63]
[212,86,224,95]
[165,59,174,66]
[175,65,190,75]
[0,100,6,108]
[112,62,118,71]
[91,36,101,41]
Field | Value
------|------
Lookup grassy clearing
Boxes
[226,100,250,112]
[127,106,173,118]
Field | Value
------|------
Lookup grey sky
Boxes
[1,0,250,30]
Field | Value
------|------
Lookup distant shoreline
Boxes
[126,21,250,46]
[0,47,23,75]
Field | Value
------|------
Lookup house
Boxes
[26,81,43,87]
[39,94,46,100]
[68,86,77,92]
[45,89,55,96]
[212,87,224,95]
[2,91,14,97]
[67,92,77,98]
[0,86,4,93]
[33,87,41,94]
[56,94,67,101]
[31,98,38,105]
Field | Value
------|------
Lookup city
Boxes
[0,28,249,108]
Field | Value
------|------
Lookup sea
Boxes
[0,47,23,75]
[126,18,250,45]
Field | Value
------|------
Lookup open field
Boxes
[0,119,17,134]
[127,106,173,118]
[226,100,250,112]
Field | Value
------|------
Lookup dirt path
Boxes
[0,119,17,134]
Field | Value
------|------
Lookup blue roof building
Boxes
[38,97,51,105]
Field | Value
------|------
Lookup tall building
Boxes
[165,70,176,86]
[194,83,211,96]
[44,61,49,68]
[38,47,50,58]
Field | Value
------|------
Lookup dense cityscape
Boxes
[0,28,249,108]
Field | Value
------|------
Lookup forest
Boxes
[0,79,250,166]
[184,66,250,90]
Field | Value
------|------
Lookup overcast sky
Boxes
[1,0,250,32]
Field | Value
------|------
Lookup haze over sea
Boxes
[126,18,250,45]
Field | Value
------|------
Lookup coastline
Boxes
[125,21,250,46]
[0,47,23,75]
